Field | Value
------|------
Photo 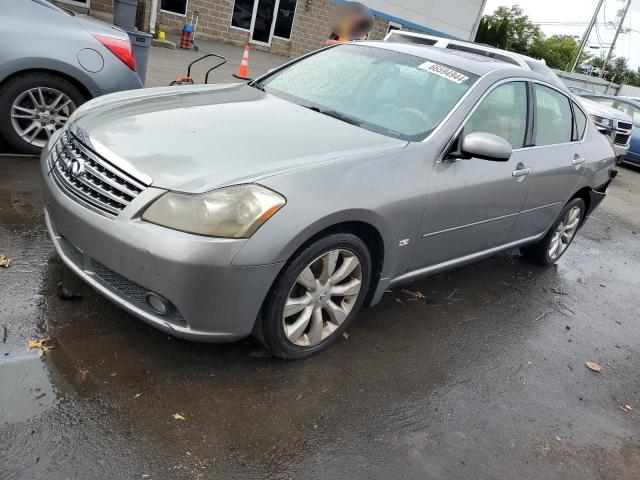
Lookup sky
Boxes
[483,0,640,69]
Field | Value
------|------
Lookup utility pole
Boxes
[599,0,633,78]
[571,0,605,72]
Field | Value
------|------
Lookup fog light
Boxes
[145,292,170,316]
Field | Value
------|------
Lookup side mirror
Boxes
[459,132,513,162]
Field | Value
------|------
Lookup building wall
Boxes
[52,0,464,58]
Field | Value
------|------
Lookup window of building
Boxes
[161,0,188,16]
[231,0,255,30]
[534,84,573,146]
[463,82,528,149]
[386,22,403,35]
[274,0,297,39]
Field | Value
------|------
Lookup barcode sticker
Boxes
[418,61,469,84]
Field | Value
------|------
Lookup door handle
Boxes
[572,156,586,166]
[512,167,532,177]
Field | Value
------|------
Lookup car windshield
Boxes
[257,44,478,141]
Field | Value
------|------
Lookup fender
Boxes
[0,57,100,98]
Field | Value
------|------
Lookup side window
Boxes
[573,104,587,140]
[534,84,573,146]
[463,82,528,149]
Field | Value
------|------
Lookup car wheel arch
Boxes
[236,211,392,302]
[0,65,95,101]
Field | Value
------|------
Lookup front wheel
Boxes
[521,198,585,265]
[259,233,372,359]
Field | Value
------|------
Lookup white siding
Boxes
[359,0,486,40]
[618,84,640,98]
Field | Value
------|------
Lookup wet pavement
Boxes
[1,156,639,479]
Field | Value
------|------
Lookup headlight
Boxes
[590,115,613,129]
[142,185,286,238]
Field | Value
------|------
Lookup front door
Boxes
[250,0,280,46]
[410,81,532,269]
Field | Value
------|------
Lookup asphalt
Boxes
[1,154,639,479]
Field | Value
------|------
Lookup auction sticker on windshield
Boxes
[418,61,469,84]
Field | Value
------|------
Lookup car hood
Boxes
[72,84,406,192]
[577,97,632,122]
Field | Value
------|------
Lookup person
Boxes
[326,2,374,45]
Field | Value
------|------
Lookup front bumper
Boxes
[41,157,284,342]
[612,140,630,159]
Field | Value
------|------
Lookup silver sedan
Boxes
[1,0,142,154]
[41,42,617,358]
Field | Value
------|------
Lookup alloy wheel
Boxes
[282,249,363,347]
[10,87,76,148]
[548,206,582,261]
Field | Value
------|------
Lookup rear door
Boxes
[410,81,533,269]
[510,83,587,240]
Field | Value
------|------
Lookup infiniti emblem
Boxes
[67,155,86,178]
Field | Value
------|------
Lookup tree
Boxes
[475,6,543,55]
[529,35,584,70]
[476,5,640,86]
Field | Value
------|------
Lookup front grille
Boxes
[618,121,633,131]
[48,130,146,217]
[614,133,631,145]
[94,261,187,325]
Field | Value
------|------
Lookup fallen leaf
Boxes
[77,368,90,380]
[27,338,53,357]
[173,413,186,421]
[0,254,10,268]
[110,372,117,377]
[342,332,350,339]
[585,361,602,372]
[621,405,632,413]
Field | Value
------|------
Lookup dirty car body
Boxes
[41,42,617,356]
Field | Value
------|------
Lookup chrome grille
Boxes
[48,129,146,217]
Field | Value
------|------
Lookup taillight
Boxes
[94,35,136,71]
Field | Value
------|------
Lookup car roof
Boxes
[359,41,523,77]
[619,96,640,105]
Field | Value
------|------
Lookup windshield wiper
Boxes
[250,81,265,92]
[304,105,362,127]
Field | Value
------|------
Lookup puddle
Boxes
[0,351,57,424]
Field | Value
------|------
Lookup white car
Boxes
[384,31,633,160]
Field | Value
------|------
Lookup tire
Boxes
[0,72,86,155]
[259,233,372,359]
[521,197,586,265]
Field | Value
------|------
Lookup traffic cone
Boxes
[233,45,251,80]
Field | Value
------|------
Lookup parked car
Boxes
[41,42,617,358]
[384,31,633,161]
[0,0,143,154]
[574,94,640,166]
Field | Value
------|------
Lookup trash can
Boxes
[114,0,139,30]
[126,30,153,84]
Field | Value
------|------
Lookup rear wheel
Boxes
[521,198,585,265]
[0,72,86,154]
[260,234,372,359]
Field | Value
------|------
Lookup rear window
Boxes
[386,32,437,46]
[446,44,521,66]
